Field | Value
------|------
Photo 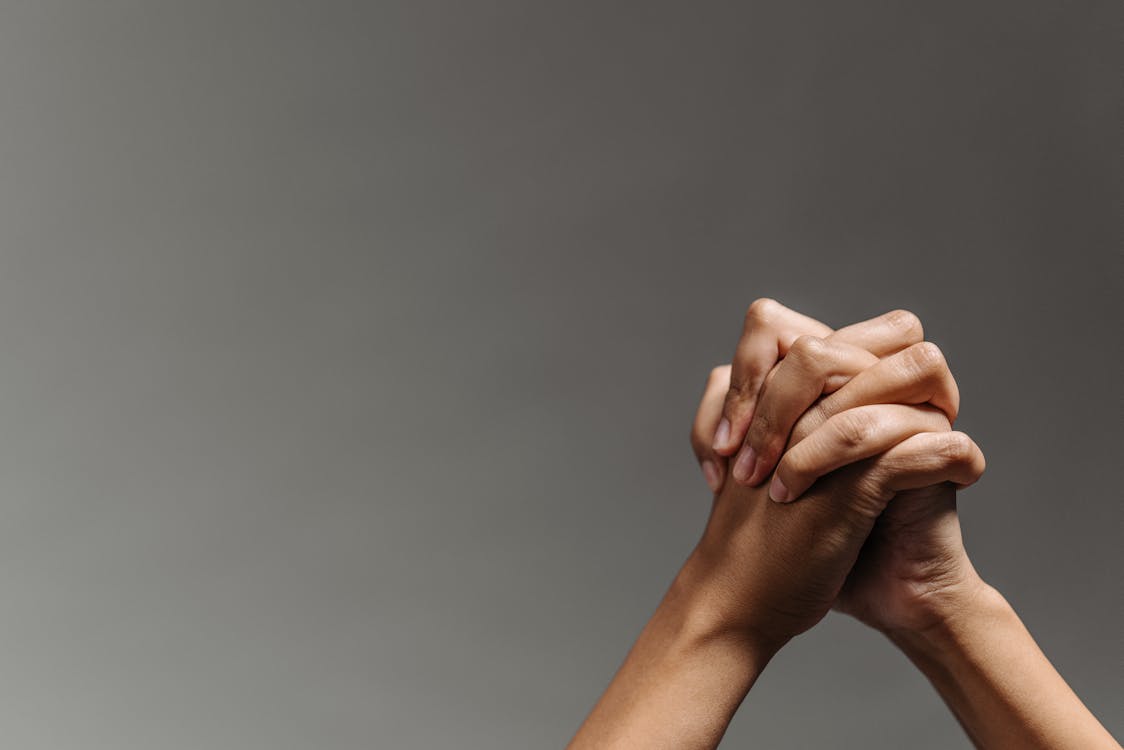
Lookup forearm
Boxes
[568,551,776,750]
[887,581,1119,750]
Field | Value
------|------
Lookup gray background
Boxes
[0,1,1119,748]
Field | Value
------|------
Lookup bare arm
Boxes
[887,582,1119,749]
[693,298,1120,750]
[570,308,982,749]
[566,552,773,749]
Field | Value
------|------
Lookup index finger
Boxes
[714,298,832,455]
[736,308,928,485]
[829,309,924,357]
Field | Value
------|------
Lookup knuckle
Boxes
[744,297,779,327]
[725,377,751,402]
[937,431,974,463]
[852,472,894,511]
[903,341,947,380]
[788,334,827,363]
[833,410,877,449]
[884,309,924,339]
[748,410,774,444]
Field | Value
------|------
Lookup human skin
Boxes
[569,311,988,749]
[687,299,1119,749]
[694,300,977,635]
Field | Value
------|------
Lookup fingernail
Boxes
[701,460,722,492]
[713,418,731,451]
[769,475,791,503]
[732,445,757,483]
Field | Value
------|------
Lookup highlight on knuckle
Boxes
[744,297,779,328]
[885,308,923,339]
[938,431,973,463]
[788,334,826,365]
[902,341,946,382]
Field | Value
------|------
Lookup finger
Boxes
[770,404,951,502]
[829,309,924,357]
[857,431,987,502]
[692,365,732,492]
[715,298,831,456]
[792,342,960,441]
[731,336,879,486]
[739,307,926,482]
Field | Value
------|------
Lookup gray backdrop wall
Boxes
[0,2,1119,748]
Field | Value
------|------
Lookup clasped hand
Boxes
[569,299,1119,750]
[685,299,985,647]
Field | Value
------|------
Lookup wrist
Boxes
[856,548,993,636]
[568,549,781,749]
[668,546,789,666]
[883,581,1120,750]
[883,575,1007,657]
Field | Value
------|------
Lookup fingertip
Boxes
[701,459,723,493]
[712,417,732,453]
[768,475,792,503]
[745,453,770,486]
[731,445,757,484]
